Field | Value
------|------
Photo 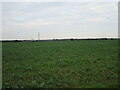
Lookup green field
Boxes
[2,40,118,88]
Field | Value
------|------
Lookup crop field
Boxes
[2,40,118,88]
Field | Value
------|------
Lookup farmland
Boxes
[2,40,118,88]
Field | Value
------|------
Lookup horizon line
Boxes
[1,37,119,41]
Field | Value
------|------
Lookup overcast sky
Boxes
[2,2,118,40]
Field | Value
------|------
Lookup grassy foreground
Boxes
[2,40,118,88]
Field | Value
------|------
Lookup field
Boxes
[2,40,118,88]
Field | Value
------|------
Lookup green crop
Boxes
[2,40,118,88]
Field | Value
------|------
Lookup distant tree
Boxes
[15,40,18,42]
[71,38,74,41]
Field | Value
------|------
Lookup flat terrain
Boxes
[2,40,118,88]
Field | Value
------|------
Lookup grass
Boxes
[2,40,118,88]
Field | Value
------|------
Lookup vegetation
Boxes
[2,40,118,88]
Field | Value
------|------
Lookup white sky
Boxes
[1,1,118,40]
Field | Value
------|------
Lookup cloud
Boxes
[2,2,118,39]
[85,18,105,22]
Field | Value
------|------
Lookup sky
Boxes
[2,2,118,40]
